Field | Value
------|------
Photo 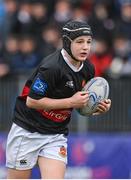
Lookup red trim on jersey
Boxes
[20,85,72,122]
[20,85,30,99]
[37,109,72,122]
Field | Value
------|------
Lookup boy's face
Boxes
[70,35,92,61]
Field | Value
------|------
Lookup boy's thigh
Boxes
[38,156,66,179]
[38,134,67,178]
[7,168,32,179]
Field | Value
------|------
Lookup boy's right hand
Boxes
[70,91,89,108]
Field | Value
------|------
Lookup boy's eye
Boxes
[76,41,83,43]
[87,40,92,44]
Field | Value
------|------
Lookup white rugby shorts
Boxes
[6,123,67,170]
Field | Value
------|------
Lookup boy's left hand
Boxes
[93,99,111,116]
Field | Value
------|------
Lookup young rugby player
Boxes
[6,20,111,179]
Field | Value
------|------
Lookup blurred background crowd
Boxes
[0,0,131,79]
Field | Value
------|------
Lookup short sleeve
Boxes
[28,66,60,100]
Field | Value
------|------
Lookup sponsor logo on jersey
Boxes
[59,146,67,158]
[32,77,48,95]
[37,109,72,122]
[65,81,74,88]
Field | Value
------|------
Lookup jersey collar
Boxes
[61,49,83,72]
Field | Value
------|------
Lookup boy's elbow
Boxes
[26,96,36,108]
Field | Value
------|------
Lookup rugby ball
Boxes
[77,77,109,116]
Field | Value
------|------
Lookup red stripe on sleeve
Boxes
[20,86,30,99]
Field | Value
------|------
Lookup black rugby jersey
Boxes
[13,49,95,135]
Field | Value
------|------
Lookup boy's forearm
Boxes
[26,96,72,110]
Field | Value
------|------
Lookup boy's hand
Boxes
[93,99,111,116]
[70,91,89,108]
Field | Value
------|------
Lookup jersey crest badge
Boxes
[32,77,48,95]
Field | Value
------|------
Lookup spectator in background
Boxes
[17,35,41,73]
[2,34,19,75]
[72,6,87,22]
[88,1,115,46]
[2,34,40,74]
[0,0,5,27]
[39,25,62,58]
[80,0,94,17]
[31,1,48,38]
[70,0,93,18]
[12,0,33,35]
[0,61,9,78]
[107,34,131,79]
[0,38,9,78]
[50,0,72,29]
[114,0,131,39]
[89,37,112,77]
[0,52,9,78]
[31,0,56,18]
[1,0,18,42]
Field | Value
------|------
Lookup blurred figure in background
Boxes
[0,0,6,31]
[0,62,9,78]
[72,6,87,22]
[12,0,33,35]
[89,37,112,77]
[71,0,93,18]
[1,0,18,42]
[18,35,41,71]
[0,57,9,78]
[81,0,94,17]
[114,0,131,39]
[2,34,40,74]
[2,34,19,75]
[88,0,115,46]
[107,34,131,79]
[39,24,62,58]
[50,0,72,29]
[31,1,48,38]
